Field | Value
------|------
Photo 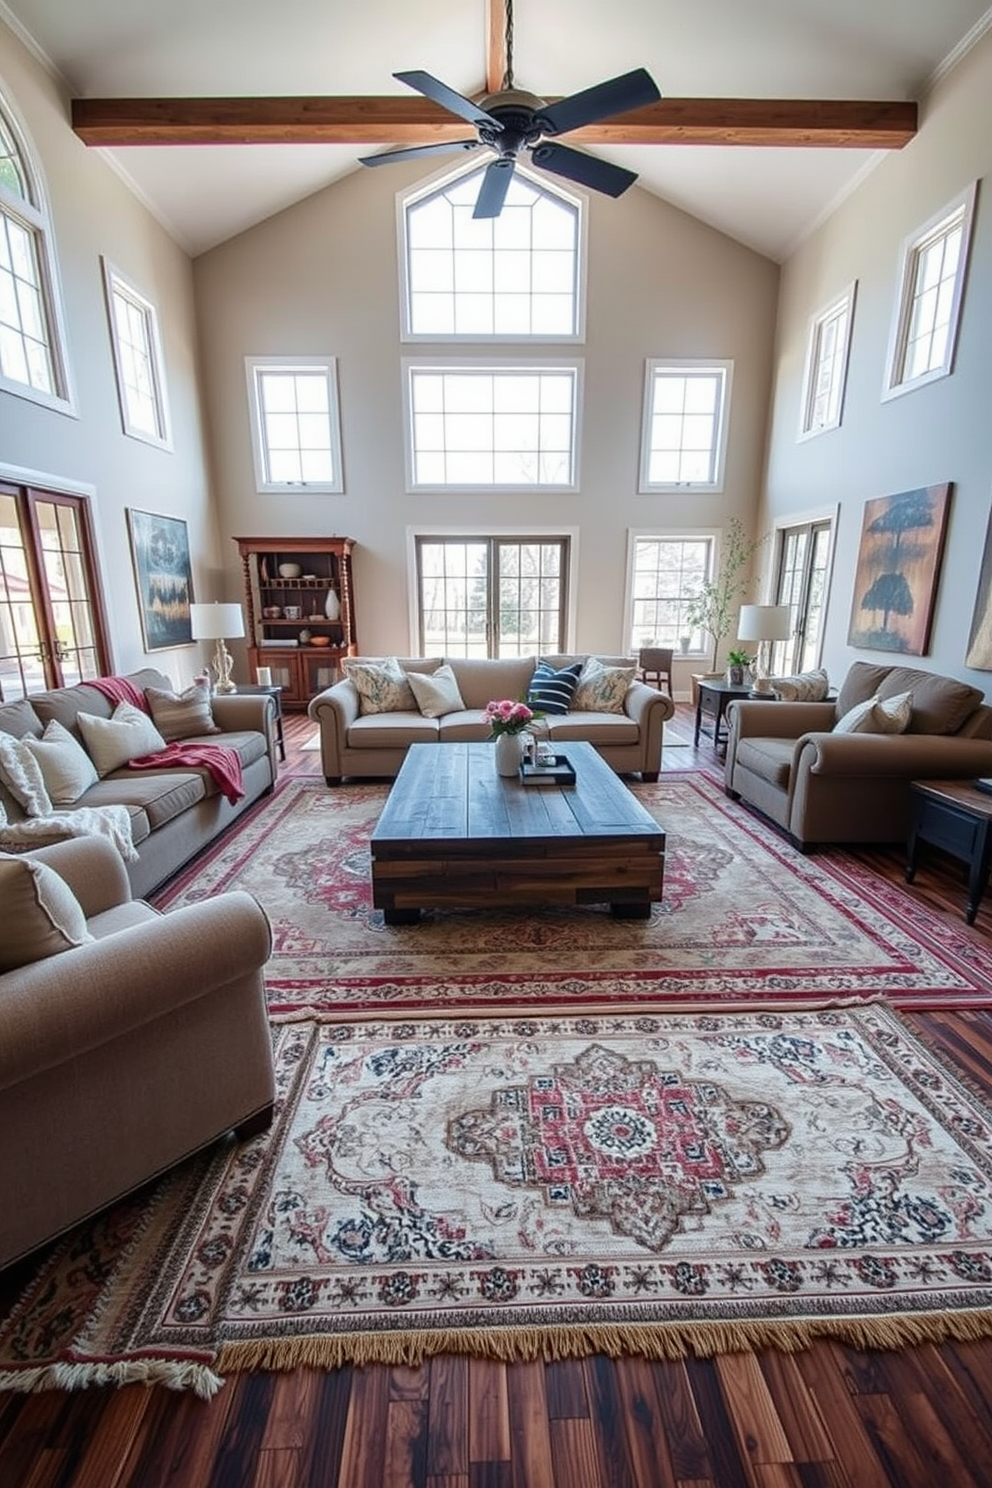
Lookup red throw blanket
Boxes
[86,675,149,711]
[128,743,245,804]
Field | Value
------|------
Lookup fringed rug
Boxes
[155,774,992,1015]
[5,1002,992,1396]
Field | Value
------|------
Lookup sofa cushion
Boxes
[876,667,982,736]
[546,713,640,745]
[145,680,220,741]
[0,734,53,816]
[407,664,466,719]
[734,737,796,791]
[21,719,99,805]
[0,853,93,971]
[30,670,172,736]
[446,657,536,711]
[83,771,204,830]
[77,703,167,776]
[437,712,498,742]
[343,657,417,714]
[0,698,44,741]
[573,658,636,713]
[527,660,583,715]
[348,714,440,747]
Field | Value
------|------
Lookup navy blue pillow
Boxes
[527,660,583,716]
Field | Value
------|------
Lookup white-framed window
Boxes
[798,282,856,439]
[245,357,344,493]
[883,182,977,399]
[0,93,74,414]
[400,161,584,341]
[101,260,170,447]
[638,361,732,492]
[625,531,716,654]
[402,358,581,491]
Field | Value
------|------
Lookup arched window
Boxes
[0,92,72,411]
[401,163,584,341]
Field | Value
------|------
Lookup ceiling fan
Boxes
[70,2,917,159]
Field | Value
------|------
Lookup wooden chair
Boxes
[637,646,674,697]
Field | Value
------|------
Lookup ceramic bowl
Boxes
[278,563,302,579]
[310,635,331,647]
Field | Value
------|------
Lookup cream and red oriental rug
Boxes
[155,774,992,1016]
[4,1003,992,1396]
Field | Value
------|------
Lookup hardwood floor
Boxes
[4,704,992,1487]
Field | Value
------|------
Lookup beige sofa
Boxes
[0,836,275,1269]
[0,668,278,897]
[724,660,992,848]
[308,654,675,784]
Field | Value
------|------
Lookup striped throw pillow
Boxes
[527,661,583,716]
[145,681,220,741]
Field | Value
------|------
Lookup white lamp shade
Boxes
[189,602,245,641]
[737,604,792,643]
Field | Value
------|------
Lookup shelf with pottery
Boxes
[234,536,358,709]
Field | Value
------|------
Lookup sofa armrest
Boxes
[623,680,675,726]
[725,700,837,781]
[24,835,133,916]
[796,732,992,779]
[0,891,272,1092]
[210,693,279,778]
[308,679,361,779]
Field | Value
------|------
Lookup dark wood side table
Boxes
[234,683,286,763]
[694,679,774,753]
[906,779,992,925]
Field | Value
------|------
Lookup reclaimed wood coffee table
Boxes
[370,740,665,924]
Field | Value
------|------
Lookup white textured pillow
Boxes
[22,719,98,805]
[833,691,913,736]
[573,658,636,714]
[145,681,219,741]
[0,734,53,816]
[407,664,466,719]
[343,657,417,715]
[770,668,830,702]
[0,853,93,971]
[77,703,167,776]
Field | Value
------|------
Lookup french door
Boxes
[0,482,111,700]
[415,536,569,658]
[768,518,832,676]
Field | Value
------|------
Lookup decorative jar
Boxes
[494,732,524,777]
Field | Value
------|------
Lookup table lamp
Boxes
[736,604,792,694]
[189,602,244,694]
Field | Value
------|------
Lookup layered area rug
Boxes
[156,774,992,1014]
[4,1003,992,1395]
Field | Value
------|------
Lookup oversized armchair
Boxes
[0,835,275,1269]
[724,661,992,849]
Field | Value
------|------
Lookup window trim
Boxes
[797,281,856,441]
[882,181,977,401]
[244,355,344,494]
[0,89,75,417]
[638,359,733,493]
[397,157,588,344]
[101,258,171,449]
[623,527,719,659]
[402,356,583,493]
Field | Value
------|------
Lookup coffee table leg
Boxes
[611,901,652,920]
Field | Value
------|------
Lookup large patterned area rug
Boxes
[156,774,992,1015]
[4,1003,992,1396]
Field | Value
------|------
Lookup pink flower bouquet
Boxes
[483,698,534,738]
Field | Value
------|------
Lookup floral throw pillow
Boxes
[572,658,636,714]
[343,657,417,715]
[769,667,829,702]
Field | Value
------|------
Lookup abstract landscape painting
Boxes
[127,508,194,651]
[847,485,951,654]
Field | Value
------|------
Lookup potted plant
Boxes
[683,518,765,673]
[725,647,753,686]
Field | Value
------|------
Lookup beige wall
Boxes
[763,27,992,693]
[0,20,217,684]
[193,155,779,667]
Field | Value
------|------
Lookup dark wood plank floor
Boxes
[4,703,992,1487]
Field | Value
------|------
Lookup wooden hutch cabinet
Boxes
[234,536,358,709]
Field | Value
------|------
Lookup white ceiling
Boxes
[4,0,992,260]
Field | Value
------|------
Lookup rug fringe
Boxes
[0,1358,224,1397]
[216,1309,992,1374]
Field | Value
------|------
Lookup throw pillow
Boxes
[0,734,53,816]
[527,660,583,716]
[77,703,167,777]
[21,719,98,805]
[342,658,418,715]
[833,695,879,734]
[833,689,914,737]
[769,667,830,702]
[0,853,94,972]
[407,664,466,719]
[145,680,220,741]
[572,658,636,714]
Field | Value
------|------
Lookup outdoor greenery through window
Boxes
[405,362,579,489]
[628,535,714,653]
[885,184,976,397]
[102,261,169,446]
[639,361,732,490]
[245,357,343,492]
[403,166,581,339]
[416,536,569,657]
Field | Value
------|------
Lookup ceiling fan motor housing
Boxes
[477,90,547,158]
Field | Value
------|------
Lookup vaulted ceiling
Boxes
[4,0,991,259]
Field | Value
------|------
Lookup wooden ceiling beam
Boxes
[486,0,507,95]
[71,96,917,150]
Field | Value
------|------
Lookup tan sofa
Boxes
[0,668,278,897]
[724,660,992,848]
[0,836,275,1269]
[308,654,675,784]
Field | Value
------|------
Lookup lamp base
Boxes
[212,639,237,694]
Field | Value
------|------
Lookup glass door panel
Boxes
[417,536,568,658]
[769,518,832,676]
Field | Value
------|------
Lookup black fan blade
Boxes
[394,70,501,130]
[473,158,515,218]
[530,141,638,198]
[360,139,481,168]
[534,67,661,137]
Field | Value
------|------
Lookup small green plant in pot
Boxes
[725,647,753,686]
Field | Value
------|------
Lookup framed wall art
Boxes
[846,484,951,655]
[967,506,992,670]
[126,508,194,651]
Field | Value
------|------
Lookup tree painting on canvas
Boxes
[847,485,951,655]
